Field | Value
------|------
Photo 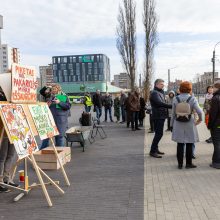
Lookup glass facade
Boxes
[52,54,110,83]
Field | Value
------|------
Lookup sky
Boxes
[1,0,220,84]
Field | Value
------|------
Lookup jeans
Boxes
[177,143,192,166]
[95,106,102,121]
[105,107,113,121]
[211,128,220,168]
[121,106,126,122]
[40,135,65,150]
[0,137,17,182]
[150,119,165,153]
[85,106,91,113]
[131,111,139,129]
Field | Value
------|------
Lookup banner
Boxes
[0,104,38,159]
[28,104,59,140]
[11,63,38,103]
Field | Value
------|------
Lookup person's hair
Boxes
[154,79,164,86]
[206,85,213,93]
[179,81,192,94]
[214,80,220,89]
[52,83,61,92]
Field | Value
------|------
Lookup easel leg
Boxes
[30,154,52,207]
[50,138,70,186]
[27,156,64,194]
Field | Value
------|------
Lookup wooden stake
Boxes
[50,138,70,186]
[27,156,64,194]
[30,154,52,207]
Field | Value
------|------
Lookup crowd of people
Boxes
[148,78,220,170]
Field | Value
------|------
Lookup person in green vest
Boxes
[114,94,121,123]
[83,92,93,113]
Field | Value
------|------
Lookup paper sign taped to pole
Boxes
[0,104,39,159]
[11,63,38,103]
[28,104,59,140]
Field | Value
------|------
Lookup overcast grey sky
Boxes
[1,0,220,83]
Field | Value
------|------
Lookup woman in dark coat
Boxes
[40,84,71,149]
[124,93,131,128]
[208,80,220,169]
[114,95,121,123]
[139,97,146,127]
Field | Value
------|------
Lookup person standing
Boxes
[139,96,146,127]
[40,84,71,149]
[103,92,113,122]
[124,92,132,128]
[149,79,172,158]
[208,81,220,169]
[114,95,121,123]
[129,89,141,131]
[120,91,126,123]
[93,90,102,123]
[204,86,214,143]
[83,92,93,113]
[166,91,175,131]
[171,81,202,169]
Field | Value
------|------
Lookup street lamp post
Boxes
[212,41,220,84]
[168,66,177,91]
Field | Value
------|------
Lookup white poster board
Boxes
[11,63,38,103]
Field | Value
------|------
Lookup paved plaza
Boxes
[0,106,220,220]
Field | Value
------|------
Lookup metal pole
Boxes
[212,50,215,84]
[168,69,170,91]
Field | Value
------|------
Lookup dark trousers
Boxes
[167,117,171,130]
[105,107,113,121]
[121,106,126,122]
[149,114,154,131]
[211,128,220,167]
[177,143,192,166]
[131,111,139,129]
[150,119,165,153]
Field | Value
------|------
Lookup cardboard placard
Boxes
[28,104,59,140]
[11,63,38,103]
[0,104,39,159]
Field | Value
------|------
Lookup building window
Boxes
[73,56,76,62]
[70,70,74,75]
[63,70,68,76]
[88,68,92,75]
[53,64,57,70]
[61,57,67,63]
[76,63,80,75]
[64,75,68,82]
[98,62,103,68]
[60,64,66,70]
[88,63,92,69]
[73,76,76,81]
[78,56,82,63]
[68,64,73,69]
[99,75,103,81]
[69,57,73,63]
[94,75,98,81]
[99,55,103,62]
[3,52,6,55]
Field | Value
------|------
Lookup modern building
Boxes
[113,72,131,89]
[0,44,20,73]
[51,54,121,94]
[39,64,53,88]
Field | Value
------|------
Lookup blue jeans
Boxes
[105,107,113,121]
[95,106,102,120]
[40,135,65,150]
[131,111,139,129]
[150,119,165,153]
[85,106,91,113]
[121,106,126,122]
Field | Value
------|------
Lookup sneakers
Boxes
[4,181,20,187]
[0,185,10,193]
[185,164,197,169]
[149,153,162,158]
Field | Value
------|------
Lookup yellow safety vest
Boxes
[85,96,93,106]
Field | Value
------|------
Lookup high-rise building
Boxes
[0,15,3,74]
[39,64,53,88]
[113,72,130,89]
[52,54,110,84]
[0,44,20,73]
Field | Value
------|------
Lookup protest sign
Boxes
[28,104,59,140]
[11,64,38,103]
[0,104,39,159]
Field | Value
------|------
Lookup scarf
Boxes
[205,93,213,100]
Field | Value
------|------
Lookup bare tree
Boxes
[143,0,158,101]
[116,0,137,91]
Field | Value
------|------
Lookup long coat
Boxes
[114,97,120,119]
[171,94,202,143]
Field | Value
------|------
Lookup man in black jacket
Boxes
[93,90,102,123]
[149,79,172,158]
